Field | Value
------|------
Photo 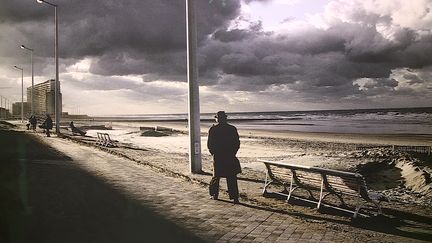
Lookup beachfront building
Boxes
[27,79,62,116]
[0,107,11,119]
[12,102,30,117]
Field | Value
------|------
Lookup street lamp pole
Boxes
[186,0,202,173]
[20,45,34,115]
[14,66,24,123]
[36,0,60,133]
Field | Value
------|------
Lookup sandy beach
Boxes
[64,119,432,200]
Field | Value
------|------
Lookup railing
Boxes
[392,145,431,155]
[356,145,431,155]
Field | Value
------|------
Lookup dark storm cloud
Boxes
[363,78,398,89]
[213,28,256,42]
[213,21,263,42]
[88,51,187,79]
[403,73,425,85]
[196,14,432,103]
[1,0,432,106]
[1,0,242,69]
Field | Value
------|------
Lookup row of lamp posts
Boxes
[13,0,59,134]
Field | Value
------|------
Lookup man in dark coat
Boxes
[207,111,241,204]
[44,114,53,137]
[30,115,37,131]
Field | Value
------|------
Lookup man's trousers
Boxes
[209,175,239,199]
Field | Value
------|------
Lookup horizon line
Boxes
[87,106,432,117]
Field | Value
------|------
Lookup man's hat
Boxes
[215,111,227,118]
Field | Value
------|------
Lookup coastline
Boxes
[9,118,430,198]
[94,120,432,146]
[68,119,432,200]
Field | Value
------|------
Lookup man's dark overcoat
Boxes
[207,123,241,177]
[45,116,53,130]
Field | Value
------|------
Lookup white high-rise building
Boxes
[26,79,62,116]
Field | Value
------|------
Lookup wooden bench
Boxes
[96,132,117,147]
[259,159,389,218]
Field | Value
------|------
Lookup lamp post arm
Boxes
[39,0,57,7]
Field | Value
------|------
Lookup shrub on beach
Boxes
[141,130,169,137]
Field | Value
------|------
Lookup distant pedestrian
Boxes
[26,118,31,130]
[207,111,241,204]
[43,114,53,137]
[70,121,86,136]
[30,115,37,131]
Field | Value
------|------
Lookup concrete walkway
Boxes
[35,135,423,242]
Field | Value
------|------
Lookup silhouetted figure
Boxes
[69,121,86,136]
[30,115,37,131]
[207,111,241,204]
[26,119,31,130]
[42,114,53,137]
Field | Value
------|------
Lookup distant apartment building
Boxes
[0,107,11,119]
[12,102,30,116]
[26,79,62,116]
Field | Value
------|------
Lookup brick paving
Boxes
[37,135,426,242]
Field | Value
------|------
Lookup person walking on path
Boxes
[43,114,53,137]
[207,111,241,204]
[30,115,37,131]
[26,117,32,130]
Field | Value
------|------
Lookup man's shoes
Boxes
[233,198,240,204]
[210,195,218,200]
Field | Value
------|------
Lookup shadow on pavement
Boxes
[0,130,203,243]
[241,191,432,242]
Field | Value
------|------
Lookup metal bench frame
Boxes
[259,159,388,218]
[96,132,116,147]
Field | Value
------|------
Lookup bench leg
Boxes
[287,174,294,202]
[262,172,272,195]
[372,200,382,216]
[335,193,347,207]
[317,178,324,209]
[96,134,100,145]
[354,204,362,218]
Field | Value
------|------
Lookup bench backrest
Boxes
[260,160,369,199]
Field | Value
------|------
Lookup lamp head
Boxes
[36,0,44,3]
[20,45,25,49]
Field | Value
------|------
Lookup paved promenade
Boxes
[24,133,429,242]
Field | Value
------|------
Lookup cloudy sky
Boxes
[1,0,431,115]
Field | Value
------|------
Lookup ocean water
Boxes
[95,107,432,135]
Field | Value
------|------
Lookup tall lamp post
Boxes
[0,96,3,119]
[13,66,24,123]
[36,0,60,134]
[186,0,202,173]
[20,45,34,115]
